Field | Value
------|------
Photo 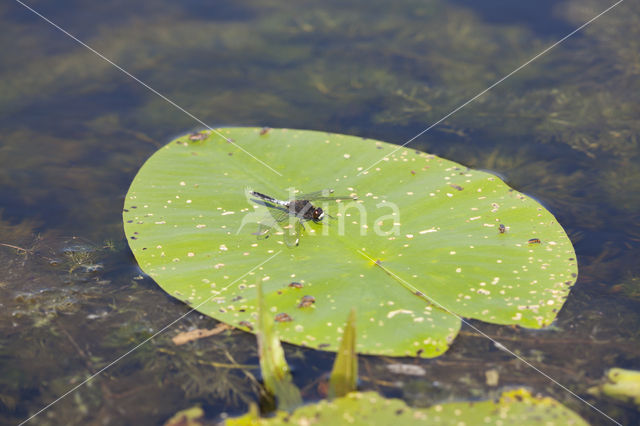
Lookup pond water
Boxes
[1,0,639,424]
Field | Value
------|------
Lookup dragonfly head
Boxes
[312,207,324,222]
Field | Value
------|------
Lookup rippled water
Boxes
[1,0,639,424]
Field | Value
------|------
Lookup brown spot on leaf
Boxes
[297,295,316,308]
[275,313,293,322]
[188,132,206,141]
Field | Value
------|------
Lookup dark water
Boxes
[1,0,639,424]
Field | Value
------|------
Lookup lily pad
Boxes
[123,127,577,357]
[588,368,640,407]
[226,389,589,425]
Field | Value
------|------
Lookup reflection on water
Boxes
[1,0,639,424]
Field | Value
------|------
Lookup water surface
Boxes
[1,0,639,424]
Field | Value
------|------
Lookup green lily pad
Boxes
[226,389,589,425]
[588,368,640,407]
[123,127,577,357]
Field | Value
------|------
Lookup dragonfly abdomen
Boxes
[250,191,288,207]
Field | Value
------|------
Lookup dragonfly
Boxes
[249,189,355,247]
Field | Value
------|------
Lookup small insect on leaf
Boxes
[297,295,316,308]
[528,238,541,244]
[499,224,506,234]
[288,282,303,289]
[275,313,293,322]
[188,132,207,141]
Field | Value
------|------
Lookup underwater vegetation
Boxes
[0,215,263,424]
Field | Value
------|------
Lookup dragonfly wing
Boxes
[283,219,304,247]
[309,196,355,201]
[297,189,356,201]
[294,190,327,199]
[253,223,272,240]
[252,209,289,239]
[267,209,290,224]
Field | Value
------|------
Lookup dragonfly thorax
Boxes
[288,200,324,222]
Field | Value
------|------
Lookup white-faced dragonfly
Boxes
[249,189,355,247]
